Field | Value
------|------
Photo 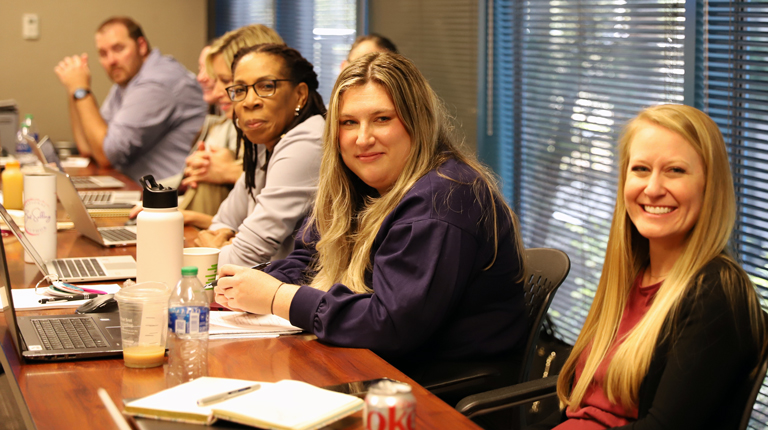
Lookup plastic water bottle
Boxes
[15,130,32,155]
[136,175,183,289]
[20,114,39,143]
[167,266,210,384]
[15,114,37,164]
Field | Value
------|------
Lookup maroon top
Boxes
[556,273,662,430]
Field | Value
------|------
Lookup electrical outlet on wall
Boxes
[23,13,40,40]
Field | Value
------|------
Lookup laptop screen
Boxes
[0,204,51,279]
[30,136,64,171]
[0,228,25,363]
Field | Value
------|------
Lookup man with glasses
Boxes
[54,16,206,184]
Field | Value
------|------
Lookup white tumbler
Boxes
[23,173,57,263]
[136,175,183,290]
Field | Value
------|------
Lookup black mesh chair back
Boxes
[517,248,570,382]
[739,313,768,430]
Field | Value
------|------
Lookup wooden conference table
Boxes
[0,164,480,430]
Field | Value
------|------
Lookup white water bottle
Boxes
[136,175,183,289]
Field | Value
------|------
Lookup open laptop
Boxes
[0,204,137,282]
[78,189,141,209]
[0,232,122,361]
[31,136,127,189]
[44,166,138,247]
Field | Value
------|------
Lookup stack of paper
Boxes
[209,311,302,339]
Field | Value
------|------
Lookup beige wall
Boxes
[0,0,207,143]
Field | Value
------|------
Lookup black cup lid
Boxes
[140,175,178,209]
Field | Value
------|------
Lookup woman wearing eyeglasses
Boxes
[214,52,527,393]
[193,44,325,266]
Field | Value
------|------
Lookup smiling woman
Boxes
[212,53,528,402]
[623,121,706,281]
[338,83,412,194]
[534,105,768,430]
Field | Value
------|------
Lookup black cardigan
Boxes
[531,258,761,430]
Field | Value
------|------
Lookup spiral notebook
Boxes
[124,377,364,429]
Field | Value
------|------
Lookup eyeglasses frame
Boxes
[225,79,293,102]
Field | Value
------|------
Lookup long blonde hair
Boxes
[307,52,523,293]
[205,24,284,77]
[558,104,768,411]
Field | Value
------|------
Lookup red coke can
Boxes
[364,380,416,430]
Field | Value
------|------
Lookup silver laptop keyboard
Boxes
[78,191,112,205]
[53,258,105,278]
[70,177,99,189]
[100,228,137,242]
[32,318,108,350]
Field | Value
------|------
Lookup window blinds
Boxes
[486,0,687,343]
[214,0,275,34]
[214,0,356,104]
[704,1,768,426]
[276,0,357,103]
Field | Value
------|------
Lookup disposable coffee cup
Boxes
[114,282,171,368]
[183,247,220,302]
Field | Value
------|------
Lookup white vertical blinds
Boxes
[311,0,357,102]
[704,1,768,426]
[214,0,274,30]
[214,0,356,104]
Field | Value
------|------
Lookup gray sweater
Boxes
[209,115,324,266]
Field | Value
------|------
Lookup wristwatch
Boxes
[73,88,91,101]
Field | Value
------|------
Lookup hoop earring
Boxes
[235,118,240,128]
[295,106,301,117]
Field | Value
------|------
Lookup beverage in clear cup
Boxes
[182,247,220,302]
[114,281,171,368]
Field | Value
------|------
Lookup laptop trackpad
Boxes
[103,262,136,270]
[105,326,122,341]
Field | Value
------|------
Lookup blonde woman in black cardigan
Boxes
[535,105,768,430]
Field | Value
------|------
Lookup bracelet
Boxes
[270,282,286,315]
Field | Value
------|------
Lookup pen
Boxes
[196,384,261,406]
[39,293,101,304]
[204,262,271,291]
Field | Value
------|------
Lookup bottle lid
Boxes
[5,160,20,168]
[182,266,198,276]
[140,175,178,208]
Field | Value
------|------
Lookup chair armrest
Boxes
[420,366,501,393]
[455,375,559,418]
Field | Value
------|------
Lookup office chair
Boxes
[422,248,570,407]
[458,311,768,430]
[739,329,768,430]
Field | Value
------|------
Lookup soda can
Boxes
[364,380,416,430]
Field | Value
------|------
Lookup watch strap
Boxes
[73,88,91,101]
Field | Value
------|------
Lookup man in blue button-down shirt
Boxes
[54,16,206,184]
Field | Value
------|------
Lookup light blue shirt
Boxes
[100,49,207,183]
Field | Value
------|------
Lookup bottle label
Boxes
[169,306,210,334]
